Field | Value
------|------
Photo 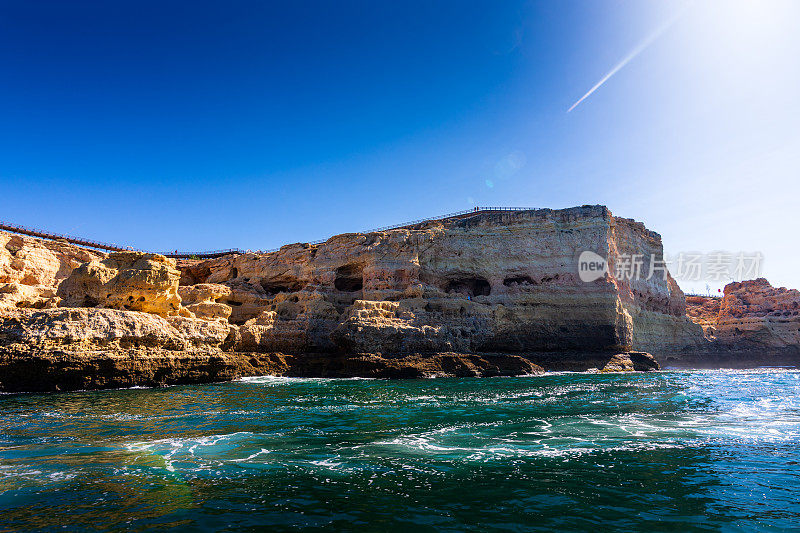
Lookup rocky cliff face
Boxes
[0,205,757,391]
[0,306,549,391]
[179,206,703,358]
[57,251,184,317]
[681,279,800,367]
[716,279,800,352]
[686,295,721,329]
[0,232,102,310]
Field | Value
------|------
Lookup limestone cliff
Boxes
[8,205,782,391]
[57,252,184,317]
[179,206,704,358]
[0,231,102,310]
[177,283,233,321]
[682,279,800,367]
[686,295,721,330]
[0,307,549,391]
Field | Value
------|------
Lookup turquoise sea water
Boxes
[0,370,799,531]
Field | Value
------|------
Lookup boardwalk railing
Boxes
[684,292,723,299]
[1,207,541,259]
[0,221,131,253]
[161,249,247,259]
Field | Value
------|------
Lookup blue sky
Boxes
[1,1,798,291]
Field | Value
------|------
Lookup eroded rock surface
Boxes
[180,206,704,358]
[57,252,183,317]
[599,351,660,372]
[686,295,721,330]
[679,279,800,367]
[177,283,233,321]
[0,307,544,391]
[714,279,800,351]
[0,231,102,310]
[0,307,235,392]
[15,205,800,391]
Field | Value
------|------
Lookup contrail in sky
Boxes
[567,5,692,113]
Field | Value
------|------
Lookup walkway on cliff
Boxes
[0,206,540,259]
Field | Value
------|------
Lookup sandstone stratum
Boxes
[682,278,800,367]
[0,206,793,391]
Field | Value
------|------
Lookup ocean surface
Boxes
[0,370,799,531]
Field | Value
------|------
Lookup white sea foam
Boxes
[228,448,271,463]
[237,375,375,385]
[126,431,257,453]
[373,432,688,461]
[125,431,265,471]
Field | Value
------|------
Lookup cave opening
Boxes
[180,265,212,285]
[261,279,306,295]
[334,264,364,292]
[503,275,536,287]
[445,277,491,297]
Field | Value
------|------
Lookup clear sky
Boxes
[1,1,798,292]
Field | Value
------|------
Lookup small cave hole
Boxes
[334,264,364,292]
[444,277,491,297]
[503,275,536,287]
[260,280,306,295]
[180,265,211,285]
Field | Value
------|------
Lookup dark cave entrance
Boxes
[503,275,536,287]
[445,276,491,297]
[260,280,306,295]
[334,264,364,292]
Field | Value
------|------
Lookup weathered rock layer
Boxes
[177,206,704,358]
[0,306,555,392]
[680,279,800,367]
[57,252,184,317]
[2,205,795,391]
[0,232,102,310]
